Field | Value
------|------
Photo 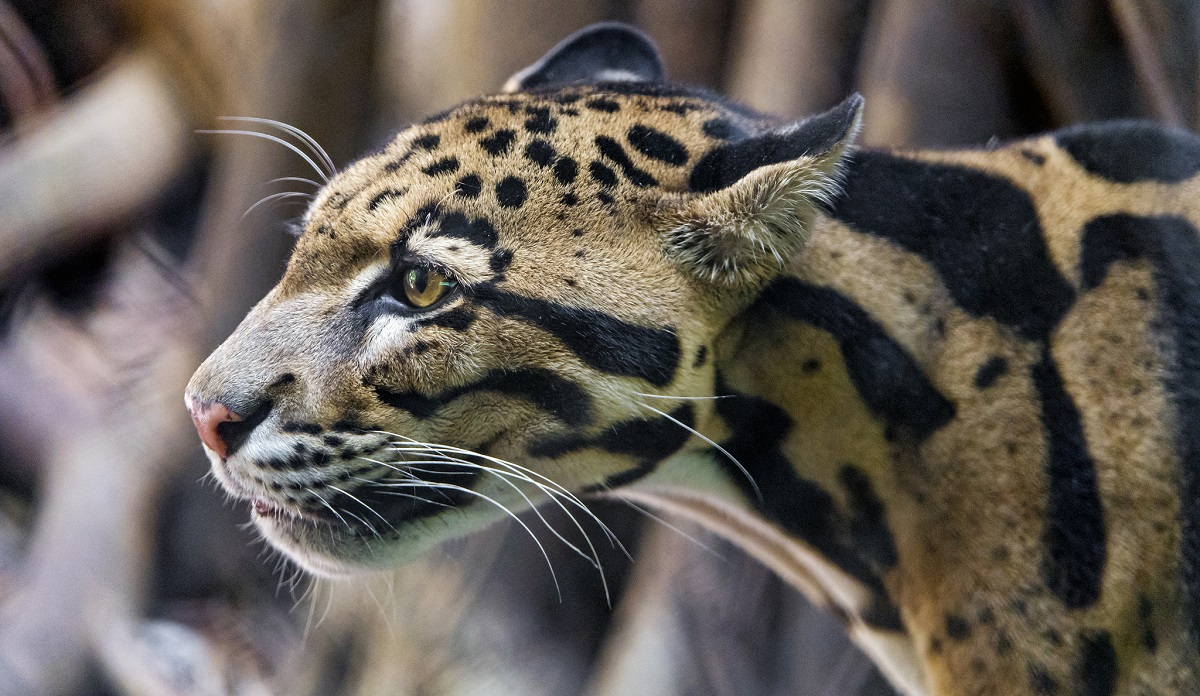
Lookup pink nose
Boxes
[185,394,244,460]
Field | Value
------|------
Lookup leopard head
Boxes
[185,23,861,575]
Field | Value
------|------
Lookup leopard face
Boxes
[185,24,859,575]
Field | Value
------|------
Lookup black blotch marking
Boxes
[586,97,620,112]
[595,136,658,187]
[1057,121,1200,184]
[322,435,344,447]
[463,116,490,133]
[473,286,681,386]
[368,188,408,212]
[383,151,413,172]
[1076,632,1117,696]
[660,102,697,115]
[480,129,516,156]
[801,358,821,374]
[573,250,586,258]
[945,614,971,640]
[554,93,581,104]
[429,211,498,249]
[489,249,513,273]
[693,345,708,368]
[523,106,557,134]
[417,306,476,332]
[407,340,433,356]
[273,372,296,387]
[838,465,899,570]
[524,139,556,166]
[496,177,527,208]
[1029,665,1058,695]
[588,161,619,189]
[564,278,576,287]
[714,382,899,622]
[760,279,955,442]
[375,368,592,426]
[454,174,482,198]
[597,191,615,206]
[974,356,1009,389]
[538,405,695,489]
[281,421,322,435]
[702,118,741,140]
[628,125,688,165]
[561,192,578,206]
[421,157,459,176]
[292,442,308,454]
[554,156,578,184]
[413,134,440,150]
[571,228,585,237]
[1020,149,1047,165]
[1080,213,1200,634]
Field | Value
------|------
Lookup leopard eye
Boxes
[397,265,457,308]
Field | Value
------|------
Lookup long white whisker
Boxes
[197,128,330,182]
[306,487,351,530]
[631,392,735,401]
[218,116,337,177]
[267,176,323,189]
[636,401,764,503]
[242,191,314,219]
[327,484,394,532]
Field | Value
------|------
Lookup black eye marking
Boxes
[553,157,578,184]
[588,161,618,189]
[413,134,440,150]
[463,116,490,133]
[454,174,482,198]
[415,306,476,332]
[374,367,594,426]
[368,188,409,212]
[628,125,689,165]
[524,139,556,166]
[586,97,620,113]
[422,157,460,176]
[496,177,527,208]
[480,129,516,156]
[595,136,658,187]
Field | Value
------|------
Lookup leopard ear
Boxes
[503,22,665,92]
[657,94,864,287]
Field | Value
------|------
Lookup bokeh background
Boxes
[0,1,1196,694]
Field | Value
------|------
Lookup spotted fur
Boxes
[186,23,1200,695]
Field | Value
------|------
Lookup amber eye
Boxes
[398,266,457,308]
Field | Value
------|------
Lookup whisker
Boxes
[219,116,337,177]
[631,392,735,401]
[197,128,330,182]
[242,191,314,220]
[327,483,394,533]
[636,401,764,503]
[267,175,323,189]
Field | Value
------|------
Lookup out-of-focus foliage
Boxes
[0,1,1194,694]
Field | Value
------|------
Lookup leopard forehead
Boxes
[281,85,770,289]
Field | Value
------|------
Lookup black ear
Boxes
[503,22,665,92]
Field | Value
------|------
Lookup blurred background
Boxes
[0,1,1196,694]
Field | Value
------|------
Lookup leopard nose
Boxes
[185,394,272,460]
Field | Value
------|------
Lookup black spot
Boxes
[928,636,942,654]
[564,278,576,287]
[1057,121,1200,184]
[996,632,1013,655]
[561,192,578,206]
[473,286,681,386]
[759,280,955,442]
[595,136,658,187]
[274,373,296,387]
[660,102,697,115]
[421,157,459,176]
[714,382,895,604]
[407,340,433,356]
[489,249,513,273]
[573,250,586,258]
[281,421,322,435]
[454,174,482,198]
[597,191,615,206]
[692,345,707,368]
[1029,665,1058,695]
[702,118,740,140]
[1080,214,1200,635]
[479,129,516,156]
[628,125,689,165]
[413,133,440,150]
[978,607,995,625]
[1076,632,1117,696]
[523,107,557,134]
[417,306,476,332]
[589,161,618,188]
[496,177,527,208]
[571,228,585,237]
[586,97,620,112]
[974,356,1009,389]
[322,435,344,447]
[524,139,556,166]
[383,151,413,172]
[945,614,971,640]
[368,188,408,212]
[553,157,578,185]
[463,116,490,133]
[430,211,498,249]
[801,359,820,374]
[838,465,899,570]
[374,368,592,426]
[1020,149,1046,165]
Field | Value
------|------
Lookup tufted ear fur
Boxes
[657,94,864,287]
[503,22,665,92]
